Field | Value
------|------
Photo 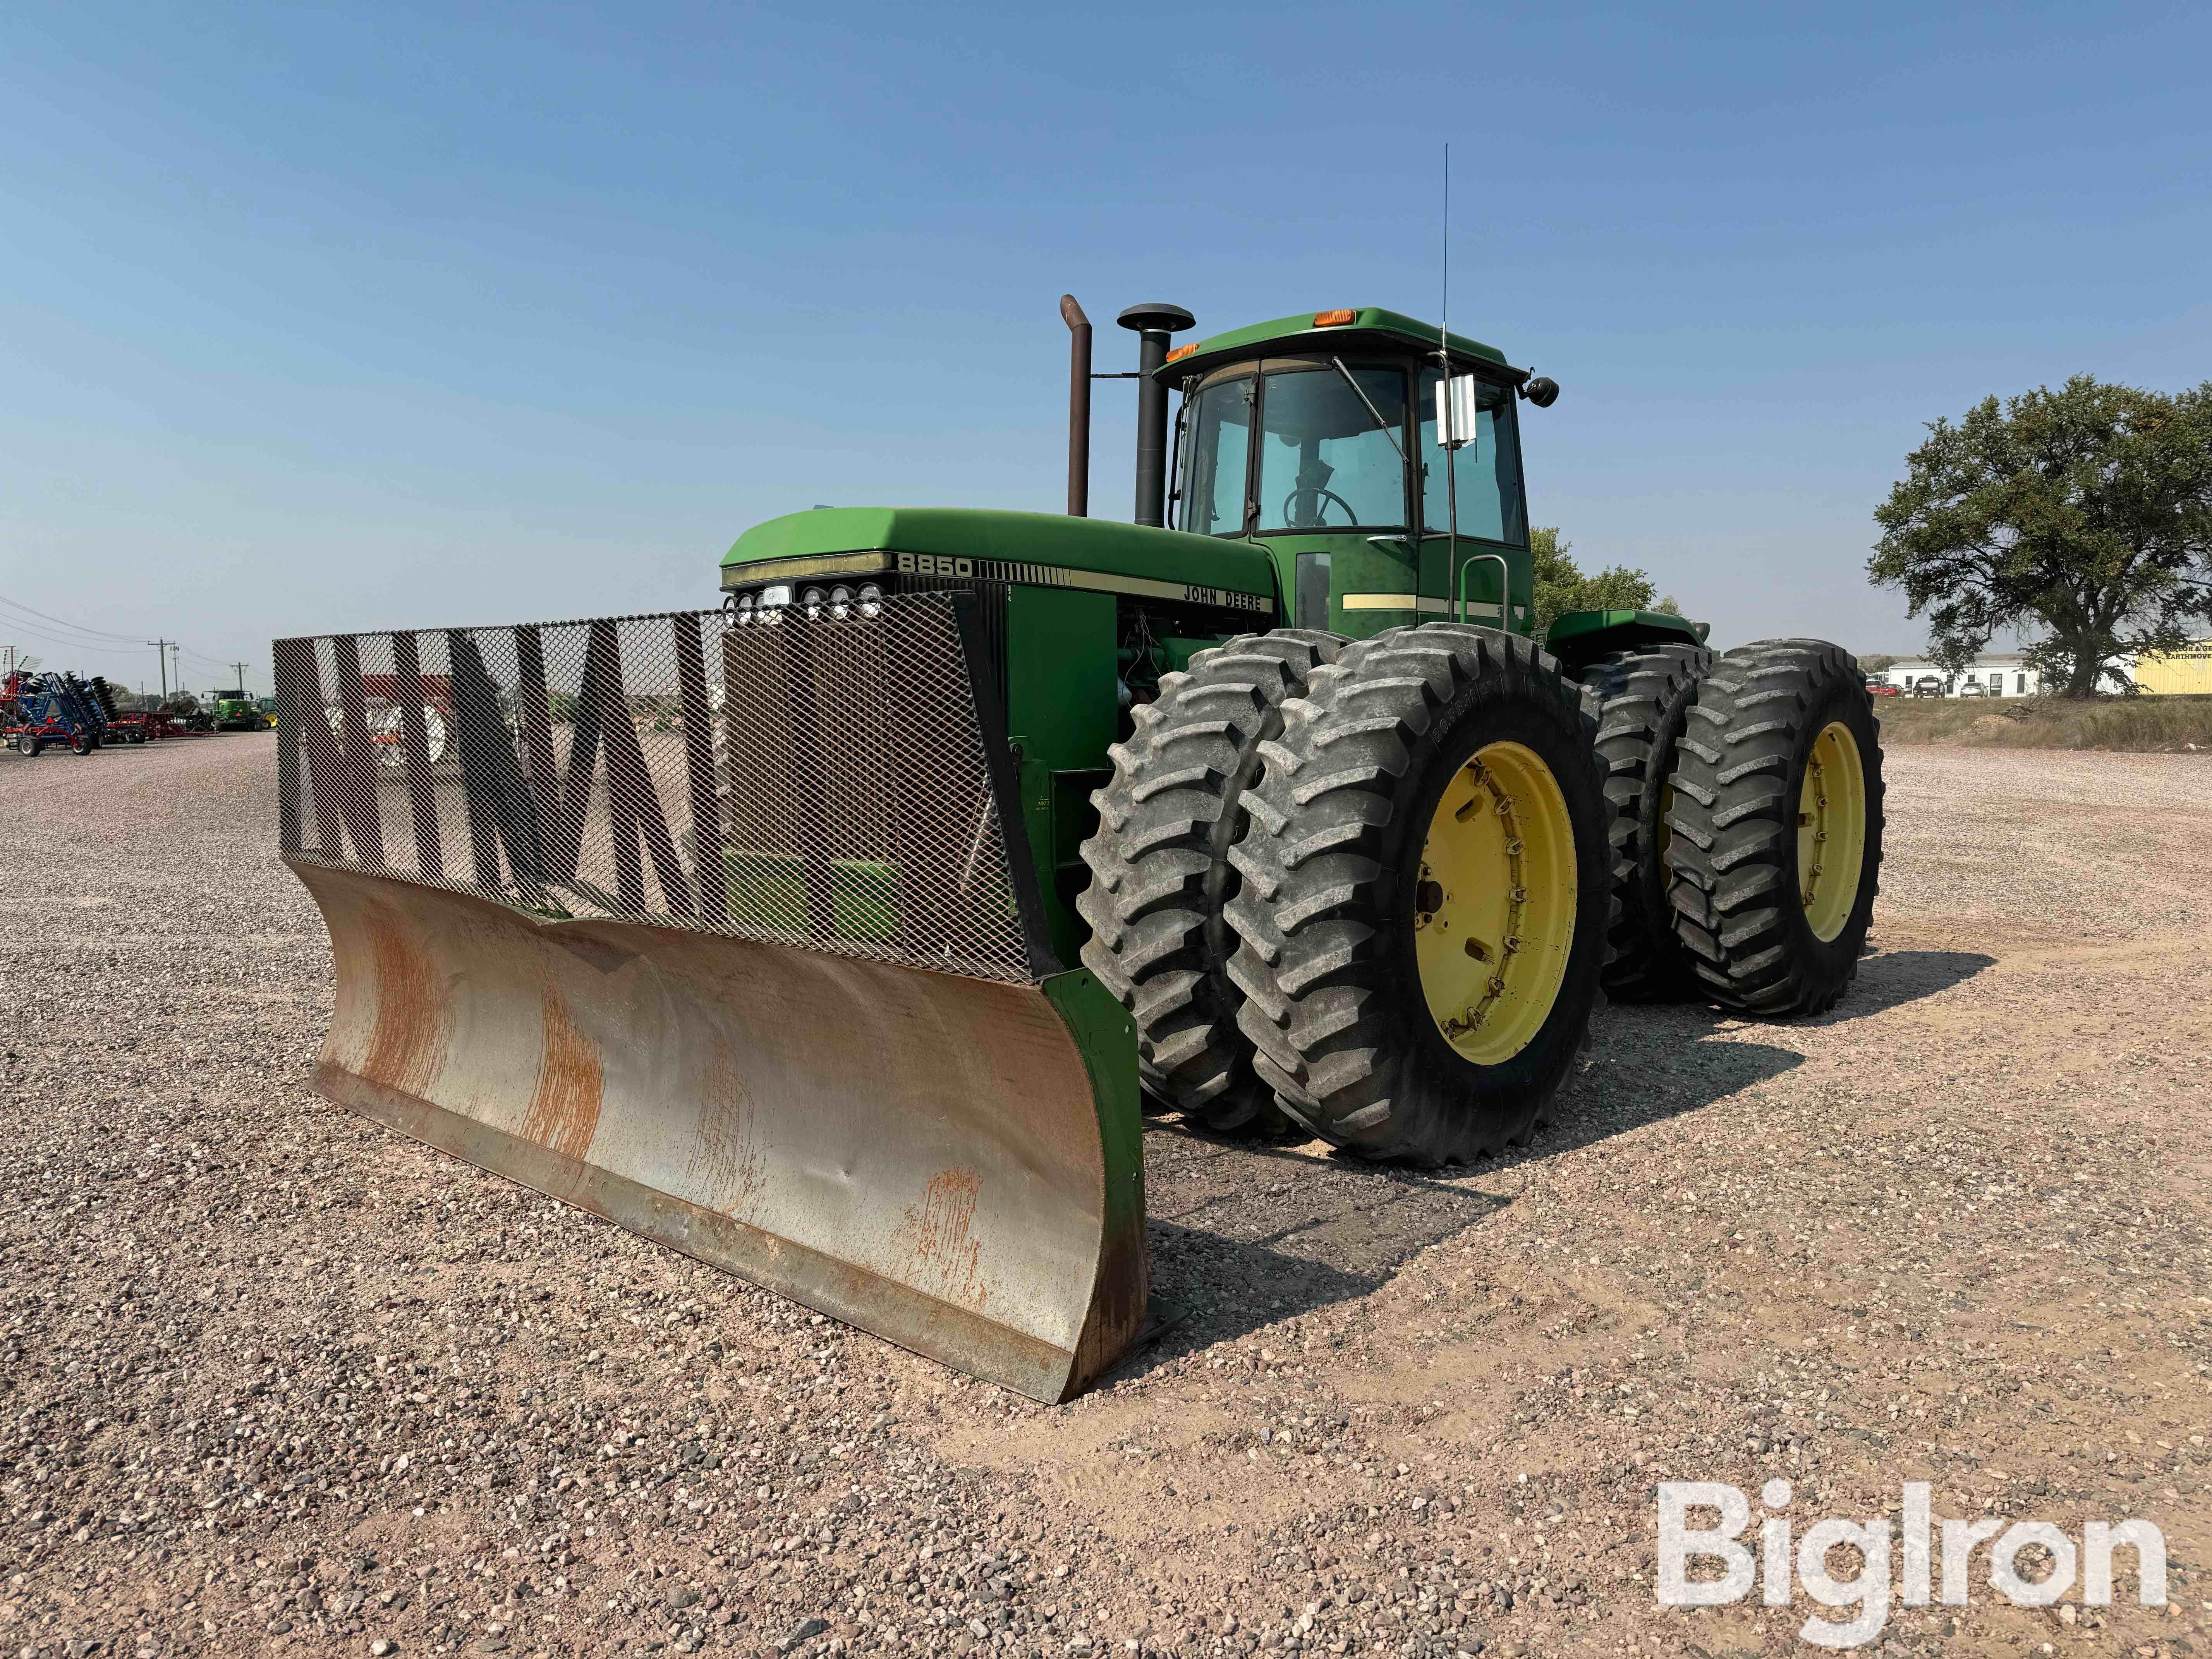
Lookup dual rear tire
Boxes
[1588,639,1885,1012]
[1584,645,1711,1001]
[1666,641,1883,1013]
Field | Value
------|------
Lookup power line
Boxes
[0,609,148,653]
[0,617,156,657]
[0,592,148,644]
[0,592,252,675]
[182,650,254,676]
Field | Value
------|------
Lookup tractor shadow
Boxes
[1128,1129,1496,1376]
[1123,1020,1804,1373]
[1536,1001,1808,1161]
[1812,948,1996,1022]
[1114,953,1990,1377]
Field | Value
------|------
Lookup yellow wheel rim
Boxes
[1798,720,1867,942]
[1412,742,1577,1065]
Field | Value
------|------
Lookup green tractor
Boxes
[278,298,1882,1401]
[211,689,272,731]
[720,301,1883,1160]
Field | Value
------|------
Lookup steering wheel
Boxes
[1281,487,1358,527]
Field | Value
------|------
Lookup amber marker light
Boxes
[1312,309,1357,326]
[1165,342,1199,363]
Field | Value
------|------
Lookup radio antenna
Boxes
[1440,141,1450,352]
[1439,142,1460,611]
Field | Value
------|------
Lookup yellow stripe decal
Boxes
[1341,593,1506,620]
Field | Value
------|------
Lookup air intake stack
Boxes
[1116,302,1196,527]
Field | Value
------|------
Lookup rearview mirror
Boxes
[1436,375,1480,453]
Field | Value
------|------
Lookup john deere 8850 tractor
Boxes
[277,299,1882,1401]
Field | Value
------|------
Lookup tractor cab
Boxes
[1160,308,1537,638]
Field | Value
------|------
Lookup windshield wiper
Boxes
[1330,357,1405,461]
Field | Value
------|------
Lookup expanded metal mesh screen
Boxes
[274,594,1046,984]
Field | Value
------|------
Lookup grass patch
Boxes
[1874,693,2212,751]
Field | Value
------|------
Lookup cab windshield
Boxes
[1178,360,1409,535]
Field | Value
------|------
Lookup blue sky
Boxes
[2,2,2206,691]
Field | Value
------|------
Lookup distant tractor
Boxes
[210,690,272,731]
[276,298,1887,1402]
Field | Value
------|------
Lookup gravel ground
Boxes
[2,735,2208,1659]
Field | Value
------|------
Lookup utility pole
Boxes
[148,639,174,701]
[228,662,249,696]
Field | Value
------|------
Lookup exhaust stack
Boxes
[1060,295,1092,517]
[1116,302,1195,528]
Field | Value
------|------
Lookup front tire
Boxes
[1227,626,1609,1164]
[1666,640,1884,1014]
[1077,630,1343,1133]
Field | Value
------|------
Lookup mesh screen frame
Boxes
[275,594,1056,985]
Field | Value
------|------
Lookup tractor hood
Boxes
[721,507,1278,604]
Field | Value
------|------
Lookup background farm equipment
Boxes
[280,297,1886,1401]
[319,672,455,769]
[4,670,116,756]
[103,709,178,744]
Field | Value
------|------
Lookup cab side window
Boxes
[1418,369,1527,544]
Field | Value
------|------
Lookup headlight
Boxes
[732,593,757,626]
[800,586,828,620]
[828,585,853,620]
[858,582,884,620]
[759,584,792,609]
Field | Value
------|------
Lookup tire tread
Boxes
[1077,629,1341,1132]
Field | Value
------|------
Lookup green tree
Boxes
[1527,527,1680,635]
[1870,375,2212,697]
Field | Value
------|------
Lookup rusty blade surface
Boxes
[295,860,1146,1403]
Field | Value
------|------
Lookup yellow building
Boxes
[2134,642,2212,695]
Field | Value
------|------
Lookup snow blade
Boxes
[276,594,1145,1402]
